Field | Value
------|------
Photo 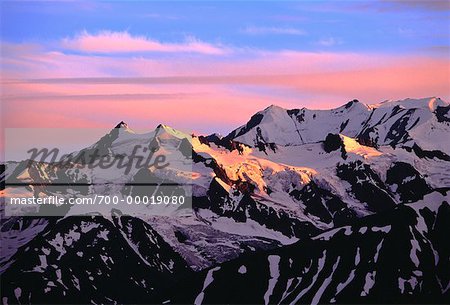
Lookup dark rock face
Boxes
[356,106,421,149]
[435,105,450,123]
[323,133,342,153]
[323,133,347,159]
[170,199,450,305]
[197,135,210,146]
[252,127,277,154]
[357,126,380,148]
[0,218,50,274]
[0,163,5,184]
[384,109,415,147]
[197,135,248,154]
[428,203,450,291]
[290,181,356,226]
[0,216,190,305]
[344,99,360,109]
[340,119,349,132]
[386,162,432,202]
[114,121,129,129]
[206,178,319,239]
[403,143,450,161]
[336,161,396,212]
[287,108,305,123]
[3,197,449,305]
[205,133,222,143]
[225,113,264,140]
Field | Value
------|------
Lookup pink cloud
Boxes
[6,54,446,105]
[61,31,228,55]
[1,40,449,135]
[1,88,273,135]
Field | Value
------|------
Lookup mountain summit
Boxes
[226,97,450,156]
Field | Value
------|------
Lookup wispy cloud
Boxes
[61,31,228,55]
[2,38,449,133]
[3,39,449,103]
[241,26,306,36]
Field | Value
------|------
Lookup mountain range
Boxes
[1,97,449,304]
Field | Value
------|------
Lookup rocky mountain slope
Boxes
[1,97,449,304]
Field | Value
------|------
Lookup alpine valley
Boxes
[1,97,449,304]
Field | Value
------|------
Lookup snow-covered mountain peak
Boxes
[259,104,290,123]
[334,99,370,112]
[264,104,286,112]
[227,100,371,147]
[226,97,450,154]
[373,97,447,111]
[155,123,191,141]
[113,121,135,134]
[115,121,129,129]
